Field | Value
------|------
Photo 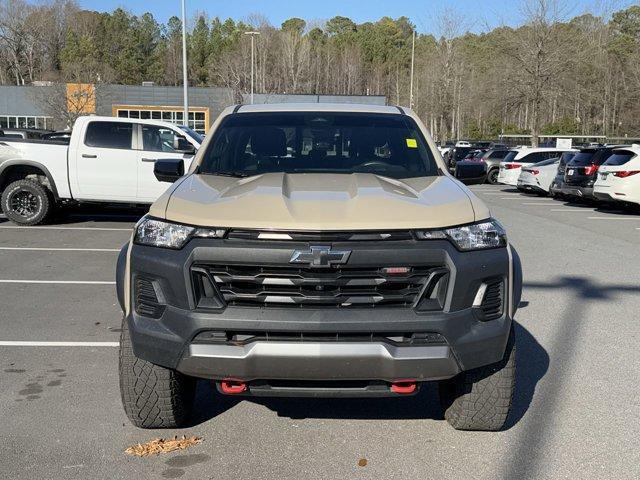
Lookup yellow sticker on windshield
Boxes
[406,138,418,148]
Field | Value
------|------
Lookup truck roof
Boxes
[235,103,401,115]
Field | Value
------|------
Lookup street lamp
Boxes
[409,29,416,109]
[181,0,189,126]
[244,31,260,104]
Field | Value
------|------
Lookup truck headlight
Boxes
[416,219,507,251]
[134,218,226,249]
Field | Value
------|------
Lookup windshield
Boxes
[178,126,204,144]
[602,152,634,166]
[502,151,518,163]
[534,157,559,167]
[569,151,596,166]
[199,112,439,179]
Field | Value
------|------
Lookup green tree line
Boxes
[1,0,639,142]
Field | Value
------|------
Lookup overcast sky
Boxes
[75,0,634,34]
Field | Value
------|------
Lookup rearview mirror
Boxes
[173,136,196,154]
[154,159,184,183]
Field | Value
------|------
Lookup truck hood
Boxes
[152,173,486,230]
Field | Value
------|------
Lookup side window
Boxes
[521,152,545,163]
[84,122,133,149]
[141,125,180,152]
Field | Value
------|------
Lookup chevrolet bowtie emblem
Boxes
[290,246,351,267]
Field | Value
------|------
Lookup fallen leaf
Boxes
[358,458,368,467]
[125,436,203,457]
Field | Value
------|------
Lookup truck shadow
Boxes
[188,322,548,426]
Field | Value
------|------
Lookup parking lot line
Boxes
[550,209,594,212]
[588,216,640,220]
[0,341,118,347]
[482,192,520,196]
[521,202,558,205]
[0,225,131,231]
[0,247,120,252]
[0,280,115,284]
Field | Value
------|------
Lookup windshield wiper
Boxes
[206,171,253,178]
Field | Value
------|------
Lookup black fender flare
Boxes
[510,244,523,315]
[0,160,60,199]
[116,243,129,312]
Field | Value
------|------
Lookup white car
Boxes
[498,147,576,186]
[593,145,640,207]
[516,157,560,194]
[455,140,471,147]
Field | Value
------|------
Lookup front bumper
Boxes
[180,341,459,382]
[117,238,522,384]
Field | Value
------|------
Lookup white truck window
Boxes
[84,122,133,149]
[141,125,179,152]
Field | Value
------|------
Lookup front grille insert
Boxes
[194,264,448,309]
[134,277,165,319]
[477,278,504,321]
[192,330,447,346]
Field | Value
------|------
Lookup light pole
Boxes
[181,0,189,126]
[409,29,416,109]
[244,31,260,104]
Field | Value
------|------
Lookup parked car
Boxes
[445,146,474,172]
[516,157,560,194]
[561,145,624,200]
[593,145,640,207]
[549,151,577,198]
[0,116,201,225]
[455,158,487,184]
[497,147,576,186]
[116,103,522,432]
[455,140,471,147]
[481,149,512,184]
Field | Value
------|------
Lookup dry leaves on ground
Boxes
[125,436,203,457]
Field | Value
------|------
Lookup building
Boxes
[0,84,387,134]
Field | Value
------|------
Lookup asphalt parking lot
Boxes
[1,188,639,480]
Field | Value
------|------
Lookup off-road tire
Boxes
[119,318,196,428]
[487,168,500,185]
[439,326,516,431]
[1,179,53,226]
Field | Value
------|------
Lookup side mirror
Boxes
[455,162,487,185]
[154,159,184,183]
[173,136,196,154]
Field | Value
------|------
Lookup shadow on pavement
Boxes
[503,275,640,479]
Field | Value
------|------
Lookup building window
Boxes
[114,108,207,134]
[0,115,51,130]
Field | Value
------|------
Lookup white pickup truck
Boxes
[0,116,201,225]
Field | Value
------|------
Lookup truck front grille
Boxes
[194,264,447,309]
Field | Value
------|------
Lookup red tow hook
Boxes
[220,379,247,394]
[390,381,417,394]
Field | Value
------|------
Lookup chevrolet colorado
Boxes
[0,116,200,225]
[116,103,523,431]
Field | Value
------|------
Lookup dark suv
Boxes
[562,146,623,199]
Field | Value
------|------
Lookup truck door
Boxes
[136,124,195,202]
[73,121,139,201]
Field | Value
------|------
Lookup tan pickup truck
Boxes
[116,103,522,431]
